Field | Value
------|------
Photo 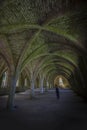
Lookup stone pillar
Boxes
[30,74,35,98]
[7,71,18,110]
[40,78,44,94]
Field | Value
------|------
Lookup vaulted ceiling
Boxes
[0,0,87,97]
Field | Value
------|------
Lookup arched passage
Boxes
[54,75,70,89]
[0,0,87,110]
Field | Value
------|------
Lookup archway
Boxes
[54,75,70,89]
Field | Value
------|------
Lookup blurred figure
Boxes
[55,84,60,99]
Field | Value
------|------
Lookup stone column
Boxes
[40,77,44,94]
[30,73,35,98]
[7,71,18,110]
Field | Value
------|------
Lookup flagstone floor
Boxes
[0,89,87,130]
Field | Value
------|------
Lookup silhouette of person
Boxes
[55,84,60,99]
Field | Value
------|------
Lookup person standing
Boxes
[55,84,60,99]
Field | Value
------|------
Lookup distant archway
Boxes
[54,75,70,89]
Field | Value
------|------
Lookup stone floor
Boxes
[0,89,87,130]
